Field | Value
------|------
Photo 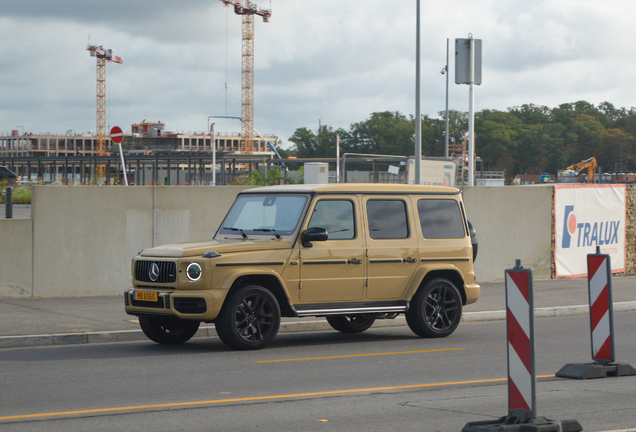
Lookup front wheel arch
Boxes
[223,274,294,317]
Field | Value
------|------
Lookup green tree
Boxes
[288,125,350,159]
[348,111,414,155]
[508,104,551,125]
[288,127,318,158]
[566,114,605,161]
[475,109,522,176]
[600,128,634,172]
[551,101,608,128]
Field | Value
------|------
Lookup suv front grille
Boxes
[135,261,177,283]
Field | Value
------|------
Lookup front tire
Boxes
[215,285,281,350]
[406,278,462,338]
[326,315,376,333]
[139,315,200,345]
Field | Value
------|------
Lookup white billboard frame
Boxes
[554,184,626,278]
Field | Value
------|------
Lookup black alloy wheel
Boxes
[406,278,462,338]
[139,315,201,345]
[326,314,376,333]
[215,285,281,350]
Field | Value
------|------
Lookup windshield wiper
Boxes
[253,228,281,239]
[223,227,247,239]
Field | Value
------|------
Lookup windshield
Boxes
[218,194,309,237]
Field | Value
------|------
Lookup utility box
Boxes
[407,157,457,186]
[304,162,329,184]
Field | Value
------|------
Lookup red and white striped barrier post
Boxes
[587,249,614,364]
[505,260,536,420]
[557,247,636,379]
[463,260,582,431]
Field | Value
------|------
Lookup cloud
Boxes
[2,0,636,147]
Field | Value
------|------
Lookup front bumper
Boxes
[124,288,223,321]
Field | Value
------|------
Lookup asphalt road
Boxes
[1,313,635,431]
[0,204,30,219]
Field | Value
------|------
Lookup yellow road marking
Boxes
[0,375,556,422]
[256,348,464,363]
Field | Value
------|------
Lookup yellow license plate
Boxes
[134,291,158,302]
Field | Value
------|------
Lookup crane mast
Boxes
[86,43,123,179]
[219,0,271,154]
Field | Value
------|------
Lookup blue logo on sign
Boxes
[561,205,620,249]
[561,205,575,248]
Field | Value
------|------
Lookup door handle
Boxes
[404,258,417,263]
[348,259,362,265]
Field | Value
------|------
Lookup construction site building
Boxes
[0,127,275,158]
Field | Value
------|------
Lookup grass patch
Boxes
[0,185,32,204]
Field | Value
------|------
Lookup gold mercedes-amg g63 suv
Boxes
[125,183,479,350]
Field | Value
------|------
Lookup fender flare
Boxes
[217,267,292,305]
[405,264,467,304]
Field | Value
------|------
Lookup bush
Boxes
[0,184,32,204]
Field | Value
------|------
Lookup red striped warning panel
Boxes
[587,254,615,363]
[505,268,536,420]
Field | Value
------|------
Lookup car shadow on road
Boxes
[0,328,425,362]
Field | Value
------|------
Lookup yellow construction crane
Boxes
[86,42,123,179]
[219,0,271,154]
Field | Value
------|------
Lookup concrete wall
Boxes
[0,219,33,297]
[463,185,554,282]
[1,184,557,297]
[27,186,249,297]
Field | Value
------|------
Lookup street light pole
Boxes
[445,38,450,158]
[414,0,421,185]
[468,34,475,187]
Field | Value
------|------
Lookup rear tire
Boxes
[326,315,376,333]
[139,315,200,345]
[406,278,462,338]
[215,285,281,350]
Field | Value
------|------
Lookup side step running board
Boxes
[294,305,408,317]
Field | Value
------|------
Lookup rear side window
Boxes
[417,199,465,239]
[367,199,409,239]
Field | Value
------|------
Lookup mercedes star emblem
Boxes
[149,263,160,282]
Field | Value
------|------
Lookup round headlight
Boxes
[186,263,202,281]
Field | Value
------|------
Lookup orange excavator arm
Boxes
[566,157,597,183]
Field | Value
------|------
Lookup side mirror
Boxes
[301,227,328,248]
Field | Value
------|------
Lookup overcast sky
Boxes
[1,0,635,149]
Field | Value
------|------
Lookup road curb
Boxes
[1,301,635,350]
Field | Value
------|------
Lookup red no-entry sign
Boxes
[110,126,124,144]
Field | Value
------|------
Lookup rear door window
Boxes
[366,199,409,239]
[417,199,465,239]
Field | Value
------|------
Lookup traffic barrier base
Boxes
[462,415,582,432]
[556,249,636,380]
[463,260,582,432]
[556,361,636,380]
